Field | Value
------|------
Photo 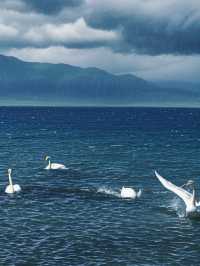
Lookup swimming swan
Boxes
[45,156,67,170]
[121,186,142,199]
[155,170,200,217]
[5,169,21,194]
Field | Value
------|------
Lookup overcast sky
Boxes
[1,0,200,82]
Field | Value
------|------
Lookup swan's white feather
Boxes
[5,184,21,194]
[121,187,137,199]
[50,163,66,169]
[45,163,65,169]
[5,185,13,194]
[155,171,192,203]
[13,184,21,192]
[155,170,196,214]
[45,156,67,170]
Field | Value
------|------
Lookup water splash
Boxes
[168,197,185,218]
[97,186,120,198]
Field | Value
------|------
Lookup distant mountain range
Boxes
[0,54,199,106]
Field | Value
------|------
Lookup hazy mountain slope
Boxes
[0,55,199,106]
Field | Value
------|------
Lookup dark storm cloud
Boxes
[85,0,200,55]
[120,19,200,55]
[23,0,83,14]
[1,0,200,66]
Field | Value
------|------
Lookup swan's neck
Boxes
[192,189,196,205]
[137,189,142,198]
[186,189,197,214]
[8,173,14,192]
[48,159,51,169]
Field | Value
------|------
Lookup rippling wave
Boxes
[0,107,200,265]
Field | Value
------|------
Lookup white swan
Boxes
[5,169,21,194]
[45,156,67,170]
[121,186,142,199]
[155,170,200,217]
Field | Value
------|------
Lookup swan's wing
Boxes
[155,171,193,205]
[51,163,64,168]
[13,184,21,192]
[5,185,14,194]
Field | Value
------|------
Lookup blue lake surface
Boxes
[0,107,200,265]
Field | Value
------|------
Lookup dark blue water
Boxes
[0,107,200,265]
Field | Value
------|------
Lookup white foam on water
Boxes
[110,144,123,147]
[168,197,185,218]
[154,190,168,194]
[97,186,121,198]
[88,145,96,149]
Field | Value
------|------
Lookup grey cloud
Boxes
[0,0,26,11]
[0,6,119,50]
[22,0,84,14]
[0,0,119,50]
[1,0,200,55]
[1,0,200,81]
[22,18,118,48]
[85,0,200,55]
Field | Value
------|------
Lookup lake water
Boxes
[0,107,200,265]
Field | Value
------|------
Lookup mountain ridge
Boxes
[0,54,199,106]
